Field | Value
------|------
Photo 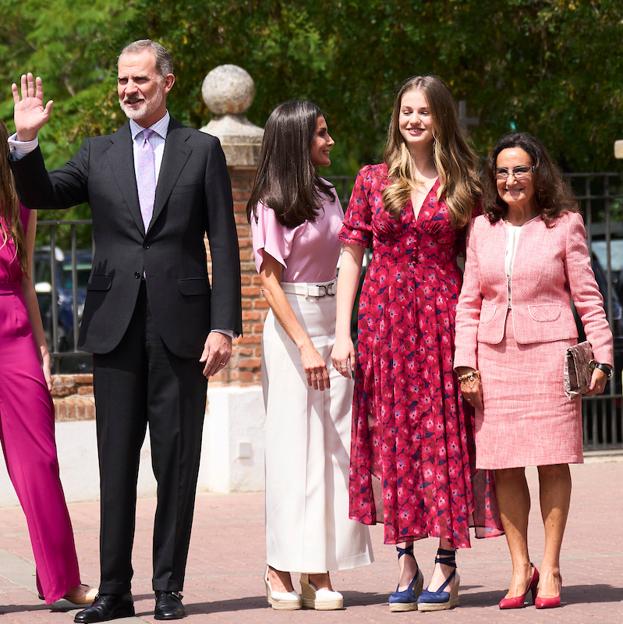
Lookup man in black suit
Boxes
[10,40,241,622]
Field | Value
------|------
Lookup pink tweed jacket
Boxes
[454,211,614,369]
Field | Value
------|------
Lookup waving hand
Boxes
[12,73,53,141]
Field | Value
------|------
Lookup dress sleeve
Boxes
[250,201,294,273]
[564,211,614,365]
[339,166,373,248]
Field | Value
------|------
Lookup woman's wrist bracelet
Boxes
[457,370,480,383]
[594,362,613,379]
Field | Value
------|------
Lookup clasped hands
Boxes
[298,335,356,392]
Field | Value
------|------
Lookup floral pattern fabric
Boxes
[339,164,502,547]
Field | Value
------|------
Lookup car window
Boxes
[592,240,623,272]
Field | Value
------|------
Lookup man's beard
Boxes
[119,98,148,120]
[119,88,164,122]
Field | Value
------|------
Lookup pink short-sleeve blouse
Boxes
[251,184,344,283]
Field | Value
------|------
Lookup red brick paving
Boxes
[1,460,621,623]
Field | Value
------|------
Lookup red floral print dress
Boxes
[339,164,502,547]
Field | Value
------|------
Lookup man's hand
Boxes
[199,331,233,378]
[12,73,53,141]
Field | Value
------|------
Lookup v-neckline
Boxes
[407,177,439,223]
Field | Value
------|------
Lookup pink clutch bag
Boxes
[563,341,595,398]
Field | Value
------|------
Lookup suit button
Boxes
[143,244,150,249]
[134,272,141,279]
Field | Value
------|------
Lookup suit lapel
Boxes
[149,118,192,233]
[107,123,145,237]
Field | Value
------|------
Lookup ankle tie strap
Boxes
[396,544,414,559]
[434,548,457,569]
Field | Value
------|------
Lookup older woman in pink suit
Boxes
[454,132,613,610]
[0,120,95,606]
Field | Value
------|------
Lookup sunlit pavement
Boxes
[1,459,621,623]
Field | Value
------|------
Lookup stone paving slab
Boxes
[1,461,622,623]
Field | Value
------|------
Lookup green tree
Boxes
[2,0,622,179]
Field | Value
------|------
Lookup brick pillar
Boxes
[199,64,267,492]
[230,168,267,383]
[201,64,266,387]
[207,168,266,385]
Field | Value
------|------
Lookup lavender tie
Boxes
[136,128,156,230]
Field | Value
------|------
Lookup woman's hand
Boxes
[456,366,483,410]
[40,348,52,391]
[586,367,608,396]
[300,342,330,391]
[331,335,356,379]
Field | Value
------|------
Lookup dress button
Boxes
[134,272,141,279]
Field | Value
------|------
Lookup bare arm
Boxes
[260,252,329,391]
[20,211,52,389]
[331,243,364,378]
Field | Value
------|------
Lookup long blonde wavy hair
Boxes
[383,75,481,228]
[0,121,27,275]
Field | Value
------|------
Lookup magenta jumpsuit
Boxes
[0,205,80,603]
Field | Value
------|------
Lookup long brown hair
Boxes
[247,100,334,228]
[483,132,578,226]
[0,121,27,274]
[382,75,481,228]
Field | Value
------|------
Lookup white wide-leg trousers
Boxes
[262,290,373,572]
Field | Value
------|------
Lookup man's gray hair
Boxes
[119,39,174,76]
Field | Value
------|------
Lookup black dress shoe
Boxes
[154,591,185,620]
[74,593,134,623]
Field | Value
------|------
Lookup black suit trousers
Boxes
[93,282,207,593]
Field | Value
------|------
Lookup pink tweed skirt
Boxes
[475,311,583,469]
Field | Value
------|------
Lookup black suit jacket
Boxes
[11,118,242,357]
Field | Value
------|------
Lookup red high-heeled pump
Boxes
[535,579,562,609]
[498,566,539,609]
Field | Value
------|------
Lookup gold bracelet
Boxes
[457,370,480,384]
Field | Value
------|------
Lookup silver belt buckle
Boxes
[307,283,335,297]
[316,282,335,297]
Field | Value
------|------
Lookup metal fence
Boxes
[565,173,623,451]
[34,219,92,373]
[35,173,623,450]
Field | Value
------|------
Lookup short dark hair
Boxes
[119,39,174,77]
[483,132,577,226]
[247,100,334,228]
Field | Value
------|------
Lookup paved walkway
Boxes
[1,460,622,623]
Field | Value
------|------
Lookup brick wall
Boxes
[52,374,95,421]
[208,166,267,387]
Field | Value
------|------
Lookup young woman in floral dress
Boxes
[331,76,502,612]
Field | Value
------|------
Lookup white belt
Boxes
[281,279,336,298]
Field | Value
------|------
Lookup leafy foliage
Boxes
[2,0,622,180]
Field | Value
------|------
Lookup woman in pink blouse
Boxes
[247,101,372,611]
[455,132,613,609]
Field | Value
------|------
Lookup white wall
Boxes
[0,385,265,507]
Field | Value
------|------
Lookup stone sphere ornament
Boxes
[202,64,256,115]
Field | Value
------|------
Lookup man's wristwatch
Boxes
[593,362,613,379]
